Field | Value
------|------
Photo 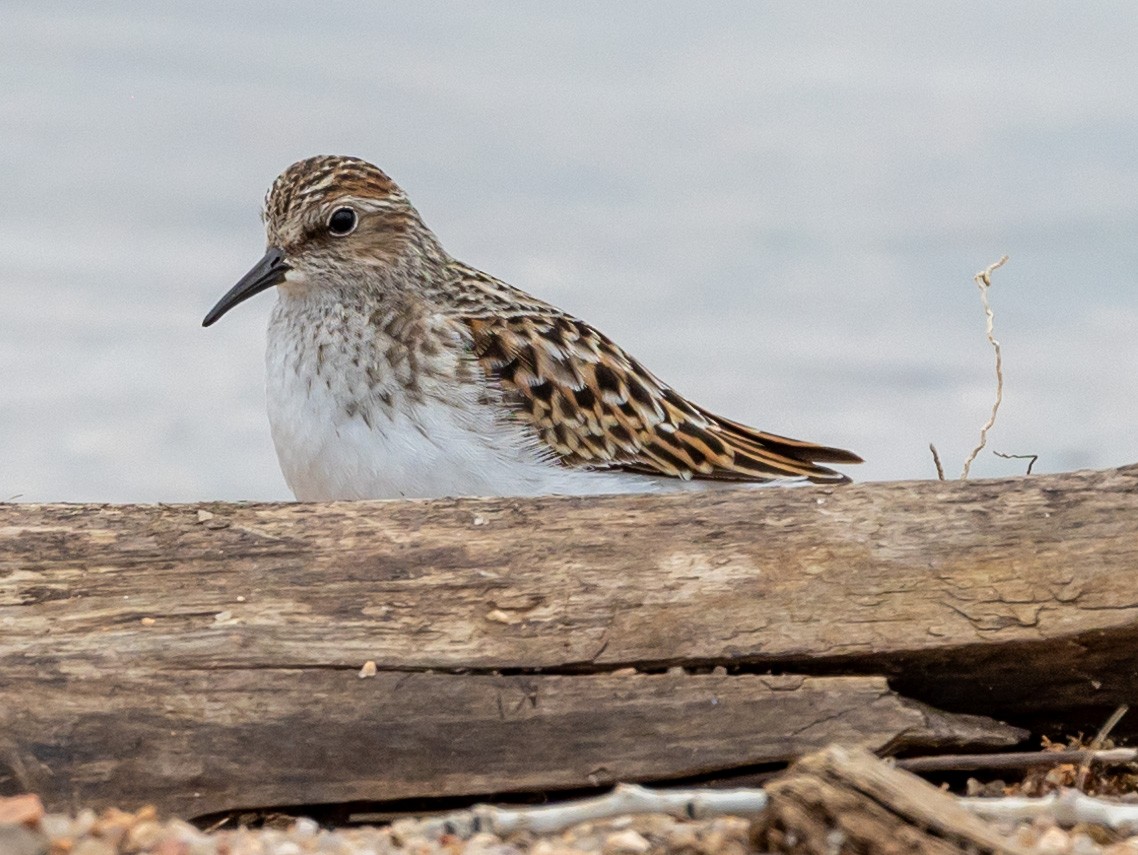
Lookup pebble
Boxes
[0,825,49,855]
[1037,825,1073,855]
[0,795,43,831]
[601,829,649,854]
[72,840,118,855]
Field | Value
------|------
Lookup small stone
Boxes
[472,515,487,526]
[1104,840,1138,854]
[38,813,74,840]
[1033,813,1059,831]
[702,830,728,853]
[125,819,165,851]
[292,816,319,837]
[140,617,156,626]
[72,810,97,837]
[196,510,214,522]
[71,839,117,855]
[359,660,378,678]
[1013,823,1039,847]
[666,825,699,849]
[214,611,233,623]
[164,817,206,842]
[1036,826,1072,855]
[609,667,637,677]
[485,609,515,624]
[462,831,521,855]
[389,817,419,845]
[602,829,650,855]
[91,806,149,849]
[0,826,47,855]
[0,794,44,826]
[236,595,246,602]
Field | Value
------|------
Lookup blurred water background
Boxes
[2,2,1136,502]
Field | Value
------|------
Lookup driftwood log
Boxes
[2,464,1137,816]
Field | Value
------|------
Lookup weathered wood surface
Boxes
[0,672,1019,817]
[1,464,1136,813]
[4,466,1137,702]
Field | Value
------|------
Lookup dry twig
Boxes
[1076,705,1130,791]
[960,255,1008,478]
[897,747,1138,775]
[962,789,1138,832]
[994,451,1038,475]
[929,443,946,480]
[419,783,769,837]
[417,773,1138,840]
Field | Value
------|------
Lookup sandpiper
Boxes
[203,155,861,499]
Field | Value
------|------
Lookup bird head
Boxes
[203,155,430,326]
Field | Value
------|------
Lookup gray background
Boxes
[2,2,1136,502]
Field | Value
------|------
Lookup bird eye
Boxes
[327,207,358,236]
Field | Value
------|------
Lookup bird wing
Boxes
[460,311,862,484]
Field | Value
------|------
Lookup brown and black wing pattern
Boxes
[462,312,861,484]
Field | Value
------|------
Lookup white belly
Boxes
[266,374,642,500]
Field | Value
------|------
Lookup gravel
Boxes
[9,792,1138,854]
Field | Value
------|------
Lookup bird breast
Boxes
[261,294,634,499]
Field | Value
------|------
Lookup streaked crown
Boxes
[265,155,405,225]
[260,155,434,269]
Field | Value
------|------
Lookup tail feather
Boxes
[699,408,863,484]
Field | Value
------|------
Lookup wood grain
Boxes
[0,672,1019,817]
[2,464,1136,813]
[4,466,1137,698]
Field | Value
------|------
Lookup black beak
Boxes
[202,247,290,327]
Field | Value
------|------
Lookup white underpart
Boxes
[264,290,707,500]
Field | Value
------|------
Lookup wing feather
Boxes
[462,311,862,485]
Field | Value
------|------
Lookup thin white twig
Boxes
[410,772,1138,840]
[961,789,1138,832]
[418,783,769,837]
[961,255,1008,479]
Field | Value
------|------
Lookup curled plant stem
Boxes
[994,451,1038,475]
[960,255,1008,480]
